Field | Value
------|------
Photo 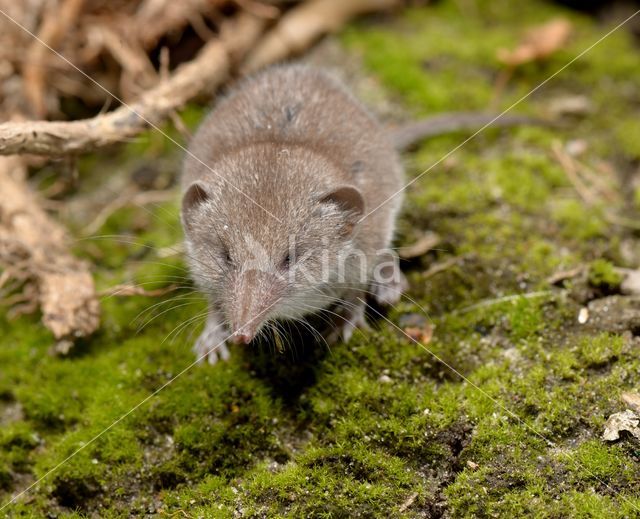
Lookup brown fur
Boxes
[181,65,403,363]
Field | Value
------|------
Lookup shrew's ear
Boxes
[320,185,365,215]
[181,182,210,230]
[319,185,365,236]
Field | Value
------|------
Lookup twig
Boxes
[159,46,170,82]
[22,0,86,117]
[423,256,463,280]
[604,213,640,231]
[551,140,640,230]
[83,188,176,236]
[0,36,230,155]
[0,11,267,156]
[234,0,281,19]
[551,140,599,206]
[242,0,402,73]
[0,156,100,341]
[0,0,406,156]
[453,290,553,315]
[397,231,441,259]
[546,265,584,285]
[188,11,219,42]
[578,161,618,202]
[169,110,192,140]
[94,25,158,98]
[133,0,223,49]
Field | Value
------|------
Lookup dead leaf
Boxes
[397,231,441,259]
[404,324,434,344]
[548,95,592,117]
[620,268,640,296]
[621,392,640,414]
[602,410,640,441]
[398,491,418,513]
[497,18,572,67]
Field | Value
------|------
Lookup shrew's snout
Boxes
[230,268,284,344]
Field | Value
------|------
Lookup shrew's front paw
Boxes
[193,326,231,365]
[373,270,408,306]
[325,302,370,344]
[341,305,370,343]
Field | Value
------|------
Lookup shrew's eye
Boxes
[223,248,232,265]
[280,253,291,270]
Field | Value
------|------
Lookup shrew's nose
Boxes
[232,268,282,345]
[231,331,254,345]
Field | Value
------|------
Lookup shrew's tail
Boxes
[390,112,545,151]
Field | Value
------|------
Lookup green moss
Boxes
[576,333,624,368]
[572,440,635,482]
[558,491,640,519]
[552,199,607,240]
[614,114,640,161]
[504,296,547,342]
[487,152,566,210]
[123,105,206,160]
[588,259,623,292]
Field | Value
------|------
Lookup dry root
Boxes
[0,9,268,157]
[0,156,99,343]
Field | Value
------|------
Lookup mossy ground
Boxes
[2,0,640,516]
